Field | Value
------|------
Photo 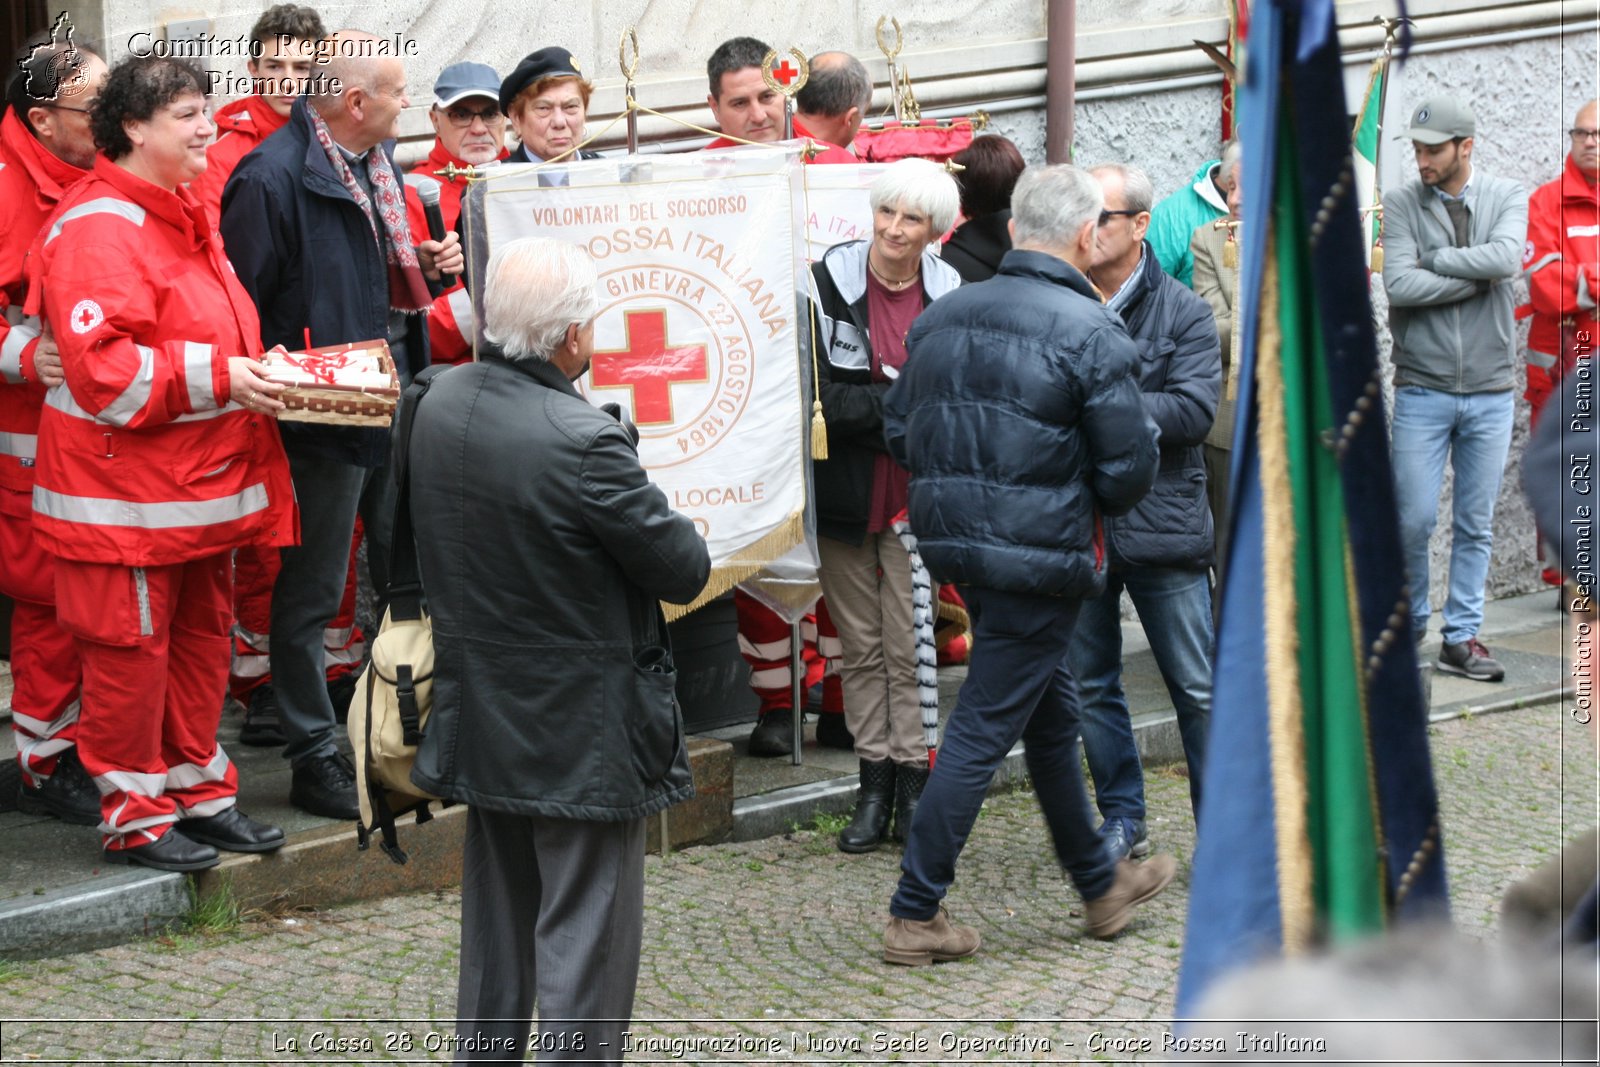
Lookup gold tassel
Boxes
[810,400,828,460]
[1370,241,1384,272]
[1222,235,1238,270]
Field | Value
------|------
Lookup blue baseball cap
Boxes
[433,62,502,110]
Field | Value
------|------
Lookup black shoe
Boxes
[327,672,358,726]
[177,807,286,853]
[747,709,794,757]
[103,829,220,872]
[1099,816,1151,862]
[815,712,854,751]
[16,749,101,826]
[892,764,930,843]
[289,751,360,821]
[239,686,286,747]
[838,759,896,853]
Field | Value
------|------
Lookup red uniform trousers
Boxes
[229,526,366,702]
[0,489,79,783]
[734,589,844,716]
[55,552,239,850]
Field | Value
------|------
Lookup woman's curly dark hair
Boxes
[91,55,208,160]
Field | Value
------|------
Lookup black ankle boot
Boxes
[838,759,895,853]
[893,764,930,843]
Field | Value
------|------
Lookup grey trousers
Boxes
[454,806,646,1064]
[270,449,395,767]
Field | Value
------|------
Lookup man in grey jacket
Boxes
[1382,98,1529,681]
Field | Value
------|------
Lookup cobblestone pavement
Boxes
[0,704,1592,1064]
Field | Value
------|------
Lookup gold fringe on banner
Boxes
[1254,248,1316,955]
[661,510,806,621]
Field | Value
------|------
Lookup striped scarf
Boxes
[891,513,941,766]
[306,106,431,313]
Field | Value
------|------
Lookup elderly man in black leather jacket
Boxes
[879,164,1174,967]
[406,237,710,1063]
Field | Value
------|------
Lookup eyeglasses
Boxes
[443,104,503,128]
[1098,209,1142,227]
[42,100,97,115]
[1571,128,1600,142]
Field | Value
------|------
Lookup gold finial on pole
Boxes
[760,48,810,140]
[618,26,641,153]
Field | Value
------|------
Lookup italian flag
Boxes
[1352,58,1384,267]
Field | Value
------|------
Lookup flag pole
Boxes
[1366,15,1411,271]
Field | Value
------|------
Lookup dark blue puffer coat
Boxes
[883,249,1159,597]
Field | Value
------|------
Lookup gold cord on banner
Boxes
[799,165,829,460]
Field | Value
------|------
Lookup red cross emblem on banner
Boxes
[590,309,708,426]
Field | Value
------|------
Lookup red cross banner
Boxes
[800,163,890,262]
[475,146,810,616]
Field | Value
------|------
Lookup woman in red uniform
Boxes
[27,55,298,871]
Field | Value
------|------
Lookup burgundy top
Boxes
[865,271,923,533]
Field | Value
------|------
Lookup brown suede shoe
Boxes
[1083,855,1177,939]
[883,904,981,966]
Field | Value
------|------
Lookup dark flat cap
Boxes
[500,47,584,113]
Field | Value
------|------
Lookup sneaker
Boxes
[883,904,981,966]
[1098,816,1150,862]
[1438,638,1505,682]
[16,749,101,826]
[239,686,286,747]
[289,751,360,821]
[1083,855,1177,939]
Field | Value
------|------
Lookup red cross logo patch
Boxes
[69,299,103,334]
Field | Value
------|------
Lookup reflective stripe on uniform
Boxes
[183,341,217,411]
[0,431,36,459]
[33,482,270,530]
[737,634,792,660]
[98,344,156,427]
[46,378,243,424]
[45,197,147,244]
[1528,349,1559,369]
[0,318,40,383]
[1524,251,1563,278]
[9,698,80,738]
[748,666,791,690]
[166,749,231,790]
[446,285,474,335]
[95,769,167,797]
[178,796,234,819]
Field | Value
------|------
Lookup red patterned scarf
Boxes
[306,106,432,313]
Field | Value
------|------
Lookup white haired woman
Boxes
[813,157,962,853]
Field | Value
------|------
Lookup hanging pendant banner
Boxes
[800,162,890,262]
[476,146,810,616]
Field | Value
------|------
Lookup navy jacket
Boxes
[1100,241,1222,570]
[883,249,1159,597]
[220,96,433,467]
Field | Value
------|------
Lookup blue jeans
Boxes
[1391,386,1515,646]
[890,587,1117,920]
[1068,566,1211,823]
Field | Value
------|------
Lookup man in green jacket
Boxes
[1146,141,1240,286]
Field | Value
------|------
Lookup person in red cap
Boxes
[1,27,108,826]
[189,4,325,222]
[405,61,508,368]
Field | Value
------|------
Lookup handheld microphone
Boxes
[404,174,456,286]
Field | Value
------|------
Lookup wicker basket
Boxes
[262,342,399,427]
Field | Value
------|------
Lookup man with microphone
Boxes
[405,62,508,366]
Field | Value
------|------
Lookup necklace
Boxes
[868,251,919,291]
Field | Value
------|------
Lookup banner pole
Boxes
[790,623,805,765]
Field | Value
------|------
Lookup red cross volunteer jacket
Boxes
[24,156,298,565]
[1523,154,1600,413]
[189,94,287,226]
[0,108,87,497]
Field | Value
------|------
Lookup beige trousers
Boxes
[817,532,925,767]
